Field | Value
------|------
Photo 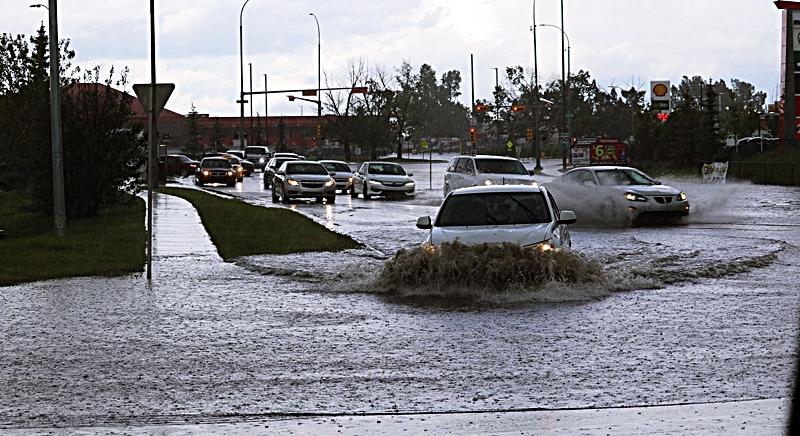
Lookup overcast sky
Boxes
[3,0,782,117]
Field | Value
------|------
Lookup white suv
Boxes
[443,155,536,195]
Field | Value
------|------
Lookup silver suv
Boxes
[443,155,536,195]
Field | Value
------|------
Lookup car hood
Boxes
[476,173,536,185]
[286,174,332,182]
[617,184,681,196]
[370,175,413,183]
[430,223,552,246]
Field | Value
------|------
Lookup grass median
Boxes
[159,187,361,259]
[0,191,146,286]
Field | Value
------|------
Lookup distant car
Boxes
[320,160,354,193]
[443,155,536,195]
[263,156,301,189]
[222,152,255,176]
[554,166,689,223]
[271,161,336,204]
[351,162,415,200]
[416,185,575,250]
[162,154,198,178]
[195,157,236,187]
[244,146,272,171]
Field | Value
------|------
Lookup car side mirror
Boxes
[416,216,433,230]
[329,171,336,176]
[528,170,536,176]
[653,180,662,185]
[557,210,577,225]
[407,172,414,177]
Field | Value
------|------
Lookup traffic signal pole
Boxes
[532,0,542,171]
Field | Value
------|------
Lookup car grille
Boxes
[382,182,406,187]
[301,182,324,188]
[653,196,673,204]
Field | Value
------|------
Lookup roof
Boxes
[453,154,520,161]
[568,165,636,172]
[319,160,350,164]
[364,161,405,166]
[449,185,543,196]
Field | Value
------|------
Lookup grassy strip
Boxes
[0,191,146,286]
[159,187,361,259]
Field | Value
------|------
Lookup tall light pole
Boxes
[264,74,269,147]
[309,13,321,117]
[560,0,567,170]
[238,0,251,150]
[248,61,253,146]
[531,0,542,171]
[30,2,65,235]
[538,22,571,170]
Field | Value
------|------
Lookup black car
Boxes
[244,146,272,171]
[222,153,255,177]
[195,157,237,187]
[263,156,301,189]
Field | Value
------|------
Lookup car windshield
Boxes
[202,159,230,169]
[286,163,328,175]
[475,158,528,175]
[323,162,352,173]
[176,155,193,162]
[245,147,266,154]
[227,157,241,165]
[368,163,405,175]
[273,158,295,169]
[436,192,550,227]
[595,169,656,186]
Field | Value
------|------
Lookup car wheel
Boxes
[327,195,336,204]
[443,183,450,196]
[196,180,204,187]
[350,184,358,198]
[363,184,371,200]
[181,169,189,178]
[271,189,279,202]
[280,186,290,204]
[237,176,243,182]
[226,181,235,187]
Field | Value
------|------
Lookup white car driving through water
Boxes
[416,185,576,250]
[351,162,415,199]
[552,166,689,224]
[443,155,537,195]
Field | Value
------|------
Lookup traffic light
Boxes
[315,123,322,138]
[288,95,296,101]
[526,127,534,142]
[469,126,477,143]
[511,104,526,113]
[475,103,491,112]
[656,112,670,122]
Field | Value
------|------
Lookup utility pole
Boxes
[46,0,65,236]
[268,74,269,147]
[238,0,251,150]
[560,0,567,170]
[147,0,157,280]
[532,0,542,171]
[470,54,476,116]
[249,62,253,148]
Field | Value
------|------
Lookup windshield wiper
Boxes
[509,196,540,222]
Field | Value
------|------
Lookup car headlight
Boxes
[226,171,233,176]
[287,179,299,186]
[484,180,493,186]
[677,192,687,201]
[405,181,415,186]
[530,240,558,252]
[624,192,648,202]
[237,167,244,173]
[348,177,353,182]
[529,181,538,187]
[259,157,265,163]
[369,180,382,185]
[202,170,210,176]
[324,179,335,187]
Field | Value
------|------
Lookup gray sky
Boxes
[4,0,781,117]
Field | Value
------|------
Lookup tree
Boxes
[324,58,367,161]
[211,117,223,151]
[185,103,201,156]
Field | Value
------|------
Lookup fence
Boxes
[727,161,800,186]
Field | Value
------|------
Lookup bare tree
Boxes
[323,58,368,161]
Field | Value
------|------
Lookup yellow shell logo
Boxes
[653,83,668,97]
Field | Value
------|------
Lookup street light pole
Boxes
[538,22,571,170]
[268,74,269,147]
[249,61,253,147]
[531,0,542,171]
[560,0,566,170]
[309,13,321,117]
[238,0,251,150]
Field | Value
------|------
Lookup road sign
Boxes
[559,134,570,147]
[420,139,429,150]
[650,80,670,114]
[133,83,175,117]
[302,89,317,97]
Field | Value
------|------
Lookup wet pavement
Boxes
[0,158,799,433]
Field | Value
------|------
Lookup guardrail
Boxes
[727,161,799,186]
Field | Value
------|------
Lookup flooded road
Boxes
[0,156,798,430]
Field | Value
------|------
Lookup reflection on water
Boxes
[324,205,335,229]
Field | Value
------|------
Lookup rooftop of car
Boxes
[454,154,520,161]
[319,160,349,164]
[570,165,636,172]
[449,184,542,195]
[364,161,402,165]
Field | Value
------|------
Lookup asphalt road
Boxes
[1,156,798,434]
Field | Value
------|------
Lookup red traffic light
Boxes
[511,104,526,113]
[656,112,670,122]
[475,104,491,112]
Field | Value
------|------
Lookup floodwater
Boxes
[0,156,798,431]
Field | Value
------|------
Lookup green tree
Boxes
[185,103,201,156]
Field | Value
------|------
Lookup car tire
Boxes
[196,180,204,187]
[350,184,358,198]
[181,169,189,178]
[271,190,279,202]
[315,197,323,203]
[226,181,235,187]
[443,183,450,196]
[280,187,290,204]
[327,195,336,204]
[237,177,243,182]
[363,184,371,200]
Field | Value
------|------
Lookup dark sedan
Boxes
[195,157,237,187]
